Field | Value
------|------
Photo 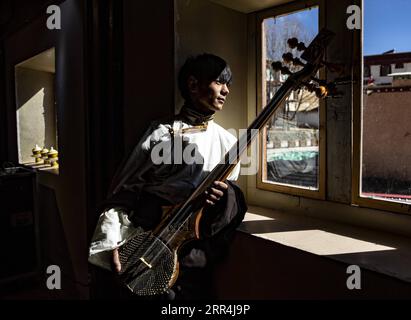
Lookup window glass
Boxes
[361,0,411,204]
[261,7,319,190]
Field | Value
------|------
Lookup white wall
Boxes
[369,62,411,85]
[15,67,56,163]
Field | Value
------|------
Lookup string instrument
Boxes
[118,28,340,296]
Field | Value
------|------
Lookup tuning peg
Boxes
[282,52,294,63]
[282,53,306,68]
[271,61,283,71]
[300,82,328,98]
[292,57,305,67]
[305,81,344,99]
[287,37,307,52]
[314,86,328,98]
[287,38,298,49]
[271,61,291,75]
[280,66,292,75]
[297,42,307,51]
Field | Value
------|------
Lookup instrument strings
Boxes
[134,78,297,267]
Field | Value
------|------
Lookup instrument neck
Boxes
[156,77,297,239]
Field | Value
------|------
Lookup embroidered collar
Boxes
[178,104,215,126]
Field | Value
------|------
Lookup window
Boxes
[395,62,404,69]
[380,64,391,77]
[353,0,411,212]
[14,48,59,173]
[256,2,325,199]
[364,65,371,78]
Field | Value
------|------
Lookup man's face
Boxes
[191,79,230,113]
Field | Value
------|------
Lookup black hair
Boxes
[178,53,232,101]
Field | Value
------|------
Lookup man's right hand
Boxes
[112,248,122,273]
[205,180,228,206]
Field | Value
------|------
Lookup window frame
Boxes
[255,0,326,200]
[352,0,411,215]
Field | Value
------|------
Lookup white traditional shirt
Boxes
[89,119,240,270]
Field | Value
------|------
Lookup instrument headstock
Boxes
[271,28,343,98]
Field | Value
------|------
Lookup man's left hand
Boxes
[205,181,228,206]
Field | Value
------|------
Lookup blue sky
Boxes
[364,0,411,55]
[266,2,410,57]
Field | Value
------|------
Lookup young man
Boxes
[89,53,247,300]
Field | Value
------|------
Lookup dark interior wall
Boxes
[85,0,176,298]
[2,0,89,298]
[85,0,125,236]
[214,231,411,299]
[0,0,63,163]
[122,0,175,154]
[85,0,177,236]
[0,0,61,38]
[0,47,5,163]
[1,0,176,299]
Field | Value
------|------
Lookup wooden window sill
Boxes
[239,205,411,284]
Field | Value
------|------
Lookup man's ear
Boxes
[187,76,199,94]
